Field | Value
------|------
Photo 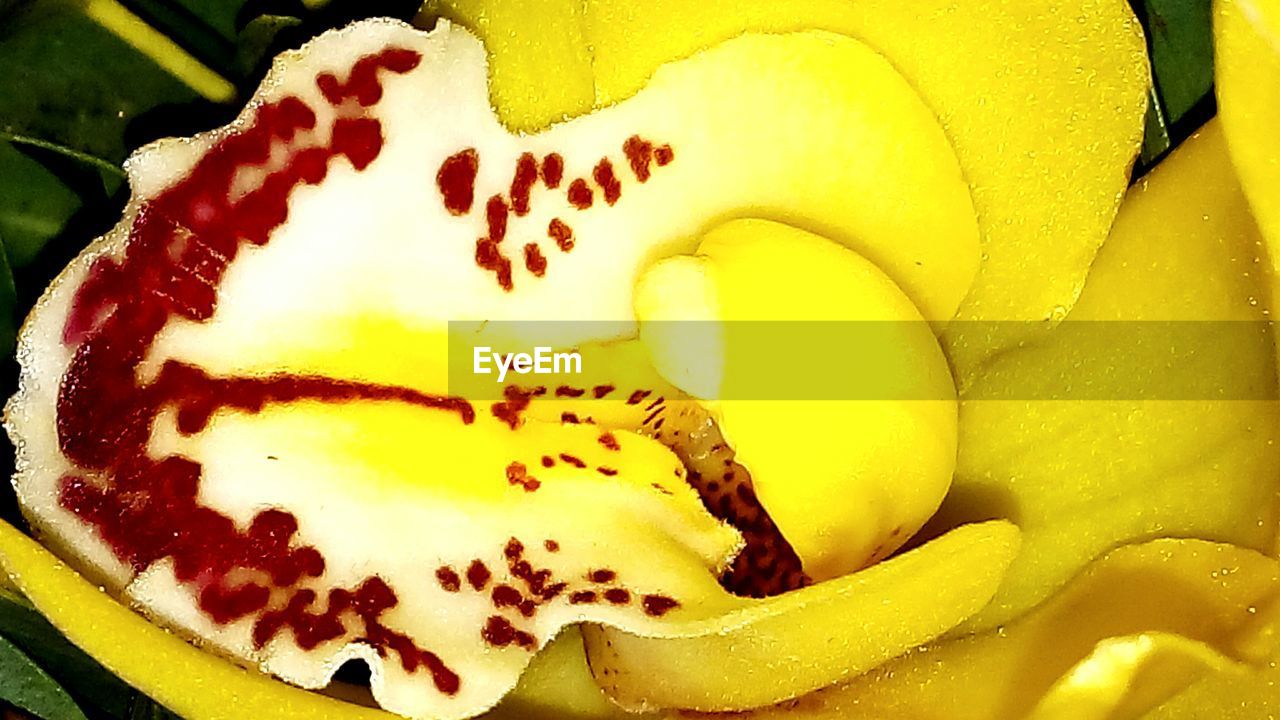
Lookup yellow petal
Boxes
[0,520,393,720]
[948,120,1280,632]
[482,628,627,720]
[1215,0,1280,268]
[577,0,1149,359]
[416,0,595,131]
[634,219,958,581]
[581,520,1020,712]
[715,539,1280,720]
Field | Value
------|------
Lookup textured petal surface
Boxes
[710,539,1280,720]
[582,521,1019,712]
[947,121,1280,631]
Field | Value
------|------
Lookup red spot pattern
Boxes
[53,48,469,696]
[435,137,672,290]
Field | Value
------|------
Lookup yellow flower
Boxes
[3,0,1280,719]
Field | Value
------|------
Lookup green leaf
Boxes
[0,141,95,272]
[1141,0,1215,125]
[0,0,202,165]
[234,14,304,78]
[0,634,88,720]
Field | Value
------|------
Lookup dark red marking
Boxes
[523,244,547,277]
[604,588,631,605]
[569,591,597,604]
[588,569,616,583]
[540,455,556,468]
[467,560,491,591]
[491,385,544,430]
[485,194,509,244]
[436,567,462,593]
[558,453,586,469]
[491,584,524,610]
[596,466,618,477]
[505,538,524,561]
[555,386,585,398]
[548,218,574,252]
[560,412,581,424]
[654,144,674,166]
[505,461,540,492]
[315,47,421,106]
[597,433,620,451]
[592,384,615,399]
[642,594,679,617]
[544,540,559,552]
[510,152,538,216]
[645,396,665,411]
[626,390,651,405]
[437,149,479,215]
[540,153,564,188]
[592,159,622,205]
[475,238,513,292]
[623,135,654,182]
[567,179,593,209]
[482,615,535,649]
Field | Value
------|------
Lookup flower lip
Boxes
[7,16,981,720]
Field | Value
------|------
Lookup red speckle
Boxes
[548,218,574,252]
[436,567,462,592]
[558,453,586,469]
[592,159,622,205]
[623,135,654,182]
[475,238,514,292]
[485,194,509,244]
[642,594,679,617]
[654,144,674,166]
[437,149,479,215]
[505,538,525,560]
[541,153,564,188]
[316,47,421,106]
[482,615,536,649]
[505,461,541,492]
[588,569,616,583]
[510,152,538,216]
[567,179,593,209]
[492,584,524,610]
[544,540,559,552]
[604,588,631,605]
[596,466,619,477]
[491,385,543,429]
[331,117,384,171]
[560,412,581,424]
[540,455,555,468]
[523,244,547,277]
[569,591,597,604]
[626,390,651,405]
[592,384,615,399]
[598,433,620,451]
[555,386,585,398]
[467,560,491,591]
